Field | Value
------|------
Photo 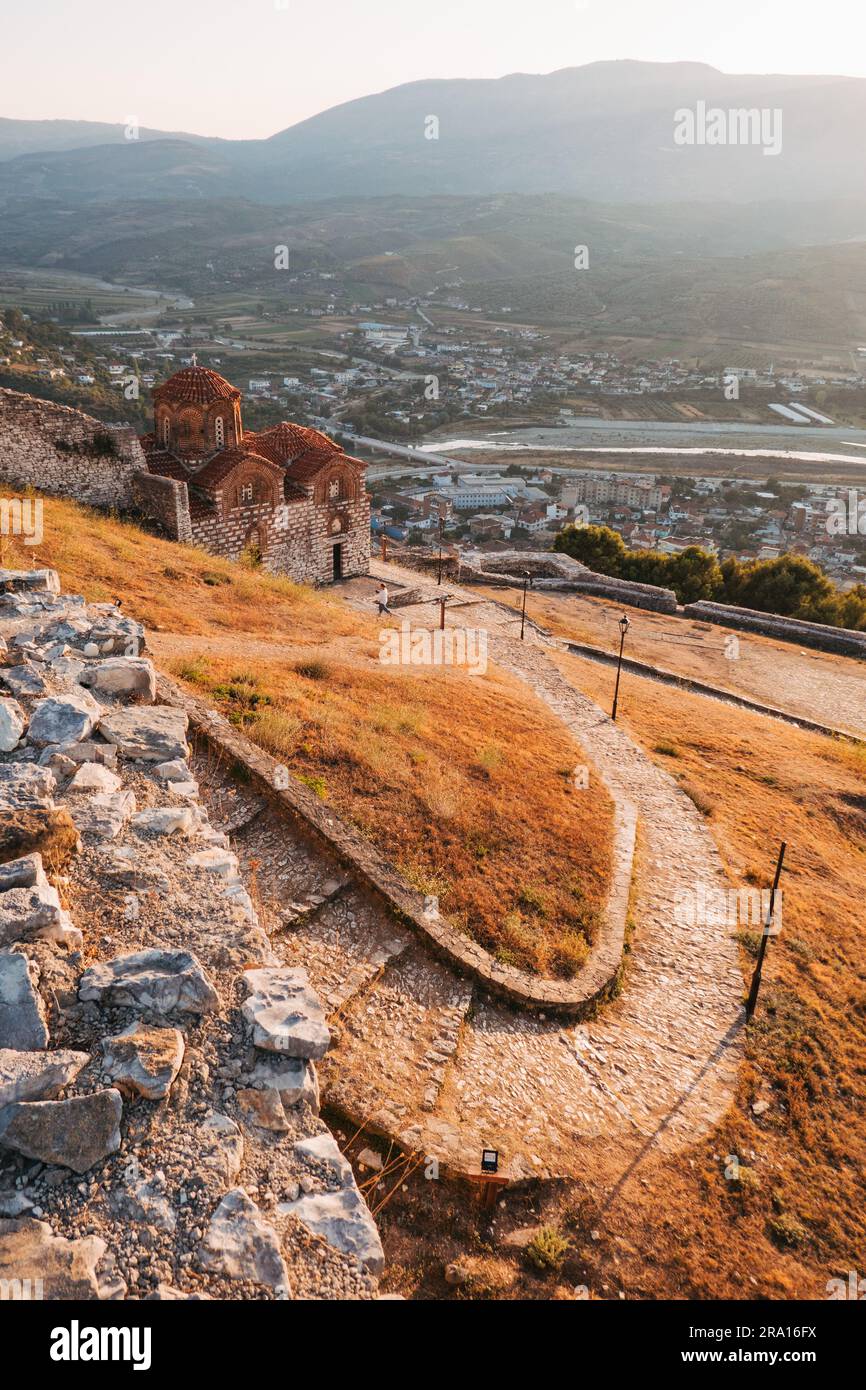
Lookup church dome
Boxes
[153,366,240,407]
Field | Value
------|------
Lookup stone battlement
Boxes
[0,567,383,1300]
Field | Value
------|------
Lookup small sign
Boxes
[481,1149,499,1174]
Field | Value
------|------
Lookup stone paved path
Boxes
[218,567,744,1187]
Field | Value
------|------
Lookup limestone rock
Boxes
[0,661,49,699]
[27,692,101,747]
[78,657,157,703]
[101,1022,184,1100]
[147,1284,212,1300]
[237,1087,290,1133]
[52,740,118,768]
[69,789,136,842]
[199,1188,290,1298]
[0,698,26,752]
[130,806,195,837]
[197,1111,244,1186]
[98,706,189,763]
[66,762,122,796]
[0,568,60,594]
[280,1187,385,1275]
[0,1088,122,1173]
[248,1053,319,1113]
[187,847,239,878]
[79,948,219,1016]
[111,1171,176,1232]
[0,881,70,948]
[241,967,331,1059]
[0,1217,106,1299]
[293,1133,355,1188]
[0,852,45,893]
[0,763,56,811]
[0,950,49,1050]
[0,1048,89,1106]
[154,759,189,782]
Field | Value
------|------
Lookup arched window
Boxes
[215,416,225,448]
[162,416,170,445]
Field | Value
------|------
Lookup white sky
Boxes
[4,0,863,138]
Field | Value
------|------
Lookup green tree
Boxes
[554,524,627,574]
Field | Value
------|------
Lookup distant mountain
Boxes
[0,117,211,161]
[2,62,866,204]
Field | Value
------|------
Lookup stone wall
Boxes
[684,600,866,658]
[0,568,384,1299]
[455,548,679,613]
[0,389,144,509]
[131,472,193,544]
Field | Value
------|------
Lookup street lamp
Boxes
[520,571,531,641]
[611,614,630,721]
[437,514,445,585]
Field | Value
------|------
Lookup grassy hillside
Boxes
[2,494,612,976]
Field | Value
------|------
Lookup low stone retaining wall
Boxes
[563,638,864,743]
[683,600,866,658]
[159,676,637,1019]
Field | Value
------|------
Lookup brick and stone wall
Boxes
[0,388,144,509]
[188,487,371,584]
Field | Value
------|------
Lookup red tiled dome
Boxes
[153,366,240,406]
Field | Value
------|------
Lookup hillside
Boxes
[1,494,612,977]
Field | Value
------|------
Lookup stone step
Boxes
[286,888,412,1015]
[320,943,474,1143]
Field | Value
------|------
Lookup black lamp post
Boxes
[520,572,531,641]
[611,614,630,721]
[437,514,445,585]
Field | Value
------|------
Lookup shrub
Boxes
[526,1226,570,1272]
[294,659,331,681]
[768,1213,808,1248]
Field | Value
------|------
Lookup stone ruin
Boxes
[0,567,384,1300]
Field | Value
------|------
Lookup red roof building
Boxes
[138,366,370,583]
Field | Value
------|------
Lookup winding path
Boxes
[217,570,744,1186]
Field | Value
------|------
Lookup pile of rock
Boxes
[0,568,383,1301]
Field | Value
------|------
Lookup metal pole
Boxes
[745,842,787,1021]
[520,576,528,641]
[437,517,444,584]
[611,627,626,720]
[440,597,446,630]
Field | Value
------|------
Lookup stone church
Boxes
[138,364,370,583]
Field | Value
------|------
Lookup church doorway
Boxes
[332,543,344,581]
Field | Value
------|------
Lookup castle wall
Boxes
[131,471,193,544]
[0,388,143,508]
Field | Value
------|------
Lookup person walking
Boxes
[375,582,394,616]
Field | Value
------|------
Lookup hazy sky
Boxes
[5,0,863,138]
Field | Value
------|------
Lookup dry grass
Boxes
[366,652,866,1302]
[2,493,359,639]
[167,649,612,976]
[477,584,866,737]
[3,493,613,977]
[546,647,866,1295]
